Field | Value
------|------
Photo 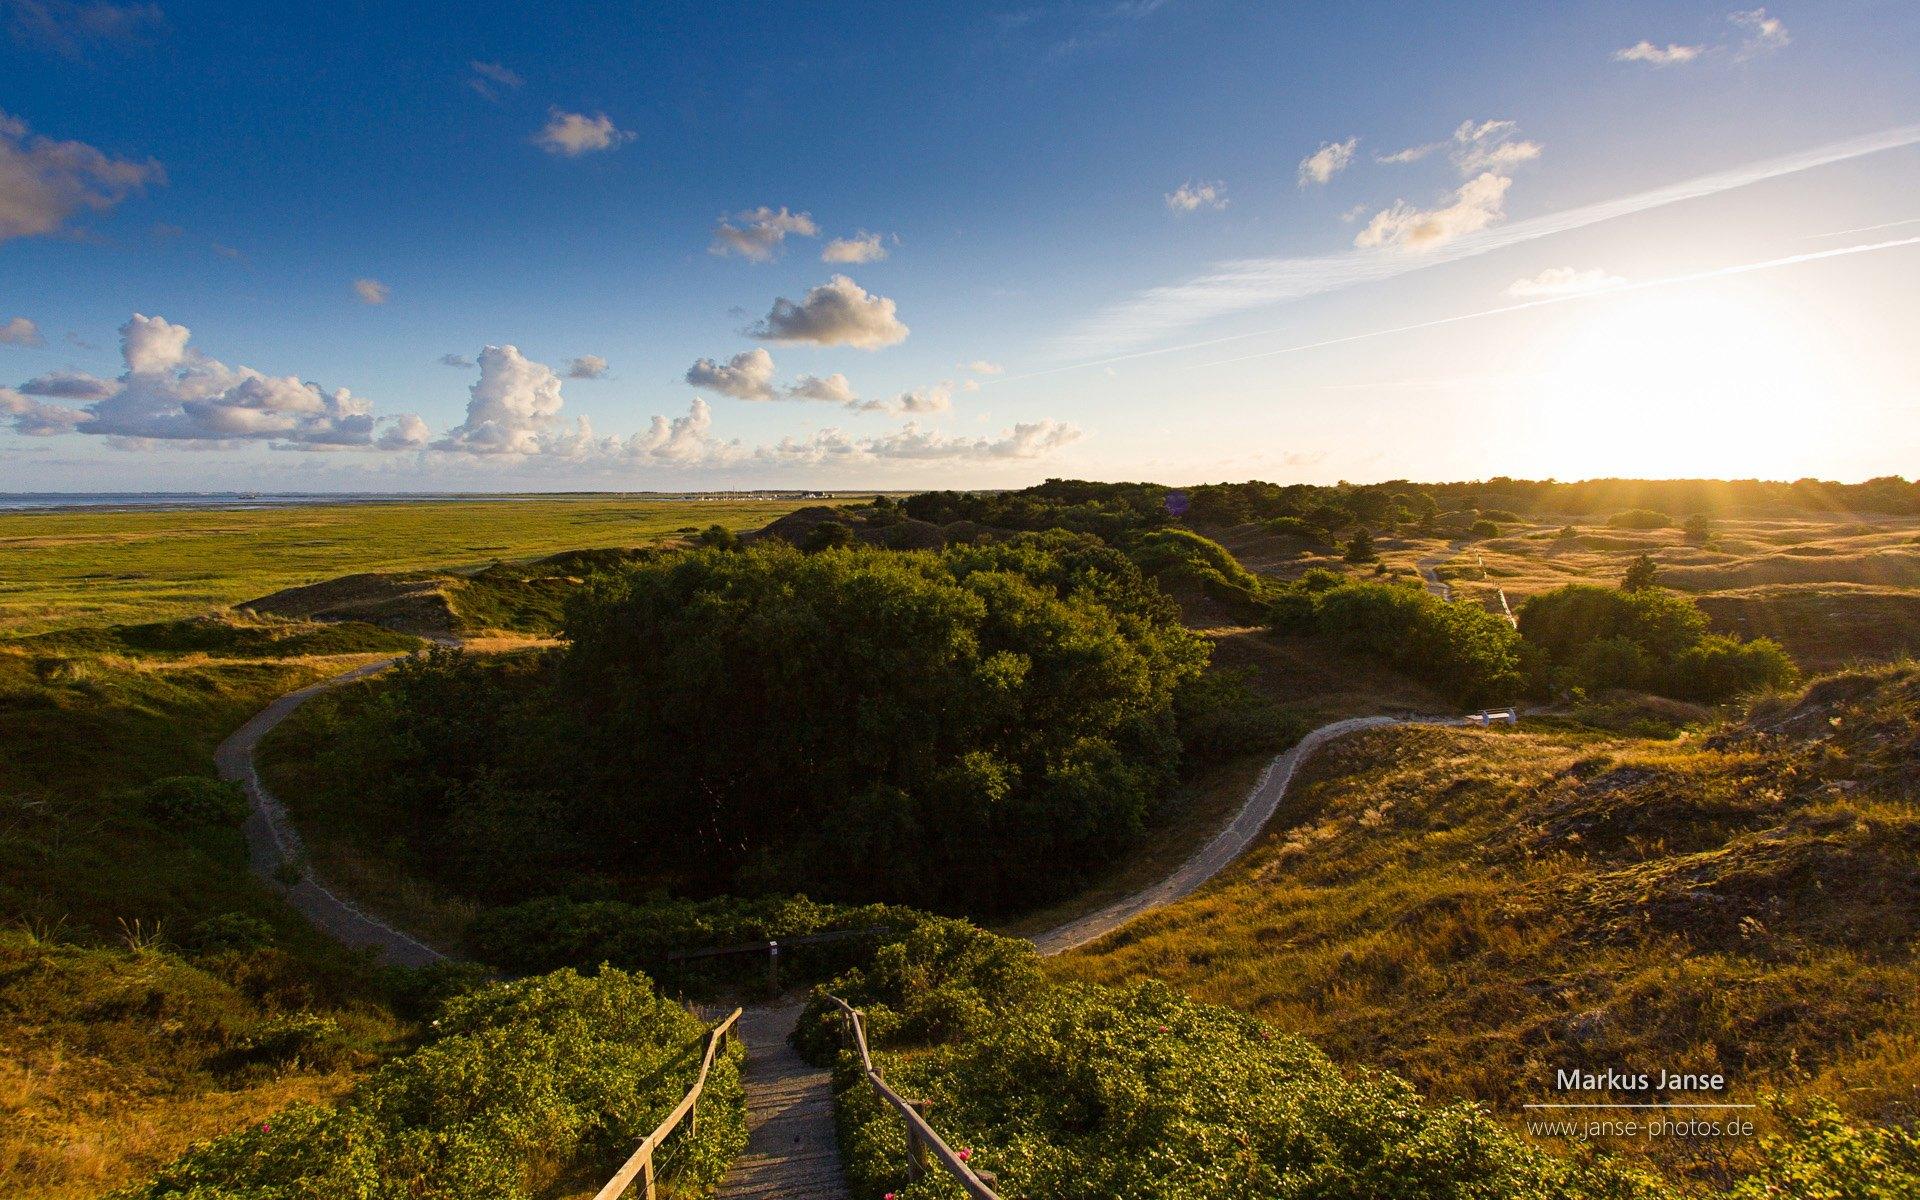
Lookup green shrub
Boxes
[134,776,248,829]
[1469,518,1501,538]
[834,980,1665,1200]
[1664,634,1798,701]
[1172,666,1310,762]
[1342,527,1377,563]
[186,912,276,955]
[795,917,1044,1063]
[1264,515,1323,542]
[1481,508,1522,522]
[1730,1098,1920,1200]
[1519,584,1795,701]
[118,967,744,1200]
[467,894,928,992]
[1607,508,1673,529]
[1274,578,1524,706]
[1128,528,1271,619]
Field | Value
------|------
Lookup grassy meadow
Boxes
[0,495,825,634]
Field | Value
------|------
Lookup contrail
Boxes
[1808,215,1920,239]
[994,234,1920,385]
[1191,235,1920,371]
[1052,121,1920,359]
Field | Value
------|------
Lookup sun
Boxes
[1524,284,1840,480]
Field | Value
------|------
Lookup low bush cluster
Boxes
[117,966,744,1200]
[1520,583,1796,700]
[831,975,1666,1200]
[467,894,931,992]
[1269,572,1525,706]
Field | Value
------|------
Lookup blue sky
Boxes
[3,1,1917,490]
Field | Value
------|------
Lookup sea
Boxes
[0,491,828,513]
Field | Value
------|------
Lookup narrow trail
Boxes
[716,1003,848,1200]
[228,649,1478,1198]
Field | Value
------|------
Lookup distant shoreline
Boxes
[0,491,850,514]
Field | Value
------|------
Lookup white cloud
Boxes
[534,108,634,156]
[761,418,1081,465]
[748,274,909,349]
[2,313,412,447]
[353,277,390,305]
[1613,40,1704,66]
[375,413,430,450]
[121,312,189,373]
[1731,8,1788,55]
[1354,171,1511,251]
[434,344,566,454]
[0,110,164,241]
[821,230,888,263]
[709,205,819,261]
[1,316,42,345]
[1349,120,1537,253]
[468,60,522,99]
[785,372,858,404]
[851,381,955,415]
[965,359,1003,375]
[685,348,777,400]
[1297,137,1358,186]
[19,369,114,398]
[1505,266,1627,298]
[1375,143,1440,164]
[0,386,89,435]
[567,354,608,379]
[4,1,163,57]
[439,353,474,368]
[1450,119,1541,175]
[1058,122,1920,356]
[1165,180,1227,212]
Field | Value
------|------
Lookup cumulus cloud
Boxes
[1,316,42,345]
[0,386,89,435]
[4,1,163,57]
[0,313,419,448]
[785,372,857,404]
[19,369,114,398]
[1505,266,1628,298]
[965,360,1003,375]
[1613,40,1703,66]
[761,418,1080,465]
[1297,137,1358,186]
[353,277,390,305]
[850,381,954,415]
[1731,7,1789,55]
[0,110,164,241]
[1354,171,1511,251]
[685,348,777,401]
[468,59,522,99]
[534,108,634,156]
[567,354,608,379]
[709,206,819,261]
[439,352,474,368]
[1165,180,1227,212]
[434,344,565,454]
[821,230,888,263]
[375,413,430,450]
[748,274,908,349]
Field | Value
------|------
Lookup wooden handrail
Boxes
[593,1007,743,1200]
[826,995,1003,1200]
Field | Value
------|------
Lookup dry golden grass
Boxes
[1053,668,1920,1185]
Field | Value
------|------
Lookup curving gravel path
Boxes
[216,655,447,968]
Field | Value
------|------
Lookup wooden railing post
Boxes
[767,939,779,994]
[906,1099,934,1179]
[638,1154,655,1200]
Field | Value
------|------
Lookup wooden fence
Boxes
[594,1007,743,1200]
[827,995,1003,1199]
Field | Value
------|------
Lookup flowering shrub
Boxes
[116,967,744,1199]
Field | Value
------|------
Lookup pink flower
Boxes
[1158,1024,1169,1032]
[885,1193,896,1199]
[957,1148,972,1161]
[261,1122,271,1131]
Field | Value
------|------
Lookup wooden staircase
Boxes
[716,1002,850,1200]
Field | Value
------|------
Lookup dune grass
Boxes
[0,496,826,635]
[1052,669,1920,1186]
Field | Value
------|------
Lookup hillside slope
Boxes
[1055,666,1920,1181]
